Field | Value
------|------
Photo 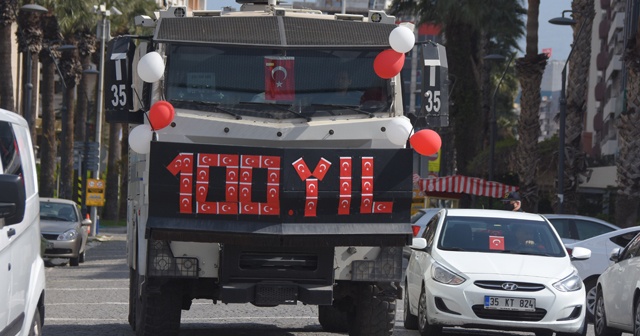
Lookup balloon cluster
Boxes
[373,26,415,79]
[129,52,175,154]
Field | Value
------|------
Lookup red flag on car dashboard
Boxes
[265,56,295,101]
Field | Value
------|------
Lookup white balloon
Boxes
[137,52,165,83]
[389,26,415,54]
[386,117,413,146]
[129,124,154,154]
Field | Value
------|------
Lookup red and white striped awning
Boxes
[420,175,518,199]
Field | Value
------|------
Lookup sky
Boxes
[207,0,574,61]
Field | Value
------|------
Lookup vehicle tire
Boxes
[318,305,349,332]
[27,308,42,336]
[79,250,86,263]
[69,256,80,266]
[128,268,137,330]
[585,278,597,322]
[347,284,395,336]
[403,283,419,330]
[134,275,183,336]
[594,289,622,336]
[634,295,640,336]
[417,287,442,336]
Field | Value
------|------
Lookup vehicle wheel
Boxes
[585,278,597,322]
[129,268,137,330]
[634,295,640,336]
[134,274,183,336]
[69,256,80,266]
[79,250,85,263]
[27,308,42,336]
[403,283,419,330]
[594,289,622,336]
[318,305,349,332]
[417,287,442,336]
[347,284,395,336]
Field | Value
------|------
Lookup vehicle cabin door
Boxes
[607,233,640,327]
[406,212,440,307]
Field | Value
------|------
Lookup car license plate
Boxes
[484,296,535,311]
[45,241,54,249]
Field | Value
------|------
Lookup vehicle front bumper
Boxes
[42,235,80,258]
[423,276,586,334]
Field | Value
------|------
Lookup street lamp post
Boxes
[549,10,585,214]
[484,53,514,208]
[19,4,48,152]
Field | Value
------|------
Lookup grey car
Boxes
[40,198,92,266]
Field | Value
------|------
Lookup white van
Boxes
[0,109,45,335]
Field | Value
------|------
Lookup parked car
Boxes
[404,209,590,336]
[543,214,619,244]
[403,208,440,259]
[594,231,640,336]
[565,226,640,321]
[0,109,46,335]
[40,198,91,266]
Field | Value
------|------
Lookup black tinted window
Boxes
[610,230,640,248]
[575,219,616,240]
[0,121,21,175]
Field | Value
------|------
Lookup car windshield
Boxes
[438,216,566,257]
[40,203,77,222]
[165,45,391,119]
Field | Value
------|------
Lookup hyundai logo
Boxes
[502,283,518,291]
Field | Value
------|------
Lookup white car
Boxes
[0,109,46,336]
[594,231,640,336]
[404,209,590,336]
[565,226,640,321]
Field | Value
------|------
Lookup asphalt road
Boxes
[41,227,623,336]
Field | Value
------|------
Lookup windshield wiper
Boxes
[171,99,242,120]
[309,103,374,118]
[239,101,311,122]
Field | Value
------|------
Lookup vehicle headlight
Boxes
[553,271,583,292]
[431,262,466,285]
[58,229,78,241]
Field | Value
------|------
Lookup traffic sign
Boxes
[86,178,105,207]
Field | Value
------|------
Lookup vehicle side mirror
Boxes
[570,246,591,260]
[411,237,427,250]
[609,247,621,262]
[0,174,26,226]
[81,218,92,226]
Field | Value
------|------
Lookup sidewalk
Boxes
[88,225,127,242]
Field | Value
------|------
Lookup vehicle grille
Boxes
[42,234,59,240]
[472,305,547,321]
[474,280,545,292]
[45,248,73,254]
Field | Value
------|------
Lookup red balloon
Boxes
[373,49,405,79]
[410,129,442,156]
[148,101,175,130]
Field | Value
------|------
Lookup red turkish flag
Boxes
[265,56,295,101]
[338,197,351,215]
[196,181,208,202]
[489,235,505,251]
[372,201,393,214]
[292,158,312,180]
[313,157,332,181]
[179,194,192,214]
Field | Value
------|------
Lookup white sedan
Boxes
[404,209,591,336]
[594,231,640,336]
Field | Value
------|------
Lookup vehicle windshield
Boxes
[40,203,78,222]
[438,216,566,257]
[165,45,391,119]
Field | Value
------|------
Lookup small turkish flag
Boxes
[240,168,253,183]
[489,236,505,250]
[340,178,352,195]
[180,194,192,214]
[292,158,312,180]
[219,202,238,215]
[265,56,295,101]
[373,201,393,214]
[362,157,374,176]
[340,157,352,176]
[180,174,193,193]
[167,153,193,175]
[196,167,209,182]
[240,202,259,215]
[338,197,351,215]
[307,179,318,197]
[199,153,218,166]
[312,158,332,181]
[219,154,239,167]
[226,181,238,202]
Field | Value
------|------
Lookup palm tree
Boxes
[0,0,18,111]
[561,0,594,214]
[615,19,640,227]
[514,0,546,212]
[56,0,96,200]
[37,11,61,198]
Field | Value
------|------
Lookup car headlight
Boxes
[553,271,583,292]
[58,229,78,241]
[431,262,466,285]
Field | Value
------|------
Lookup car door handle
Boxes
[7,228,16,238]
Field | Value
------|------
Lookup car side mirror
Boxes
[411,237,427,250]
[0,174,26,226]
[81,218,92,226]
[609,247,621,262]
[570,246,591,260]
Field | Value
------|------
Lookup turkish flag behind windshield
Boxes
[265,56,295,101]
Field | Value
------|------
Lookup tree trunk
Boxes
[615,27,640,227]
[562,0,594,214]
[514,0,544,213]
[39,58,57,197]
[103,122,121,220]
[73,54,92,206]
[0,24,15,111]
[59,86,75,199]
